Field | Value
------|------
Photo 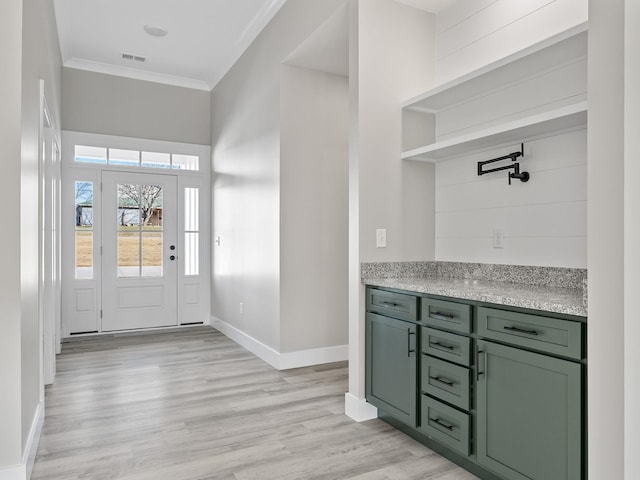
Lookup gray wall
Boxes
[0,0,62,471]
[280,65,349,352]
[587,0,624,478]
[63,68,211,145]
[0,0,26,468]
[347,0,436,403]
[21,0,63,455]
[211,0,347,352]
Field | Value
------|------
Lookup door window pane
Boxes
[142,231,163,277]
[142,151,171,169]
[109,149,140,167]
[184,187,199,276]
[75,146,107,164]
[75,181,94,279]
[172,154,199,171]
[184,232,199,276]
[117,229,140,278]
[117,183,164,278]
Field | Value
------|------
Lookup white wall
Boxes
[347,0,436,417]
[625,2,640,478]
[436,0,588,84]
[211,0,347,354]
[588,1,625,478]
[0,0,62,476]
[0,0,25,472]
[21,0,63,458]
[62,68,211,145]
[280,65,349,353]
[435,130,587,268]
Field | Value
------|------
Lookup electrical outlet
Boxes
[376,229,387,248]
[239,302,244,315]
[493,228,504,249]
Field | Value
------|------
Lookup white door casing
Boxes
[101,171,178,331]
[61,131,211,337]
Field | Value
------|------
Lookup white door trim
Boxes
[60,131,211,337]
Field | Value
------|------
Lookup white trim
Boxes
[211,317,280,369]
[211,317,348,370]
[0,402,44,480]
[279,345,348,370]
[0,465,25,480]
[23,402,44,480]
[64,58,211,91]
[344,392,378,422]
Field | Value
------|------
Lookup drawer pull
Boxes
[430,375,455,387]
[429,340,454,351]
[382,301,400,308]
[504,325,539,336]
[430,417,455,431]
[431,311,455,321]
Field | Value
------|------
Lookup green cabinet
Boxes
[365,286,586,480]
[366,312,418,426]
[476,340,582,480]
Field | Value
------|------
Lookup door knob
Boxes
[170,255,176,261]
[170,245,175,250]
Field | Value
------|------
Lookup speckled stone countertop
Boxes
[363,259,589,320]
[364,277,586,318]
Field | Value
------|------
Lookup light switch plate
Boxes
[376,229,387,248]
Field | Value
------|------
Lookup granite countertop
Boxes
[364,276,587,318]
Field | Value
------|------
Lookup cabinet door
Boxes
[476,340,582,480]
[366,313,417,426]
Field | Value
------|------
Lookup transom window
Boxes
[75,145,199,171]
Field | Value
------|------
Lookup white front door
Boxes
[101,171,178,331]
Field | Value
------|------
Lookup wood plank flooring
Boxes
[32,327,478,480]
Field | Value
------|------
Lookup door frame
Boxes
[101,170,179,331]
[61,131,211,337]
[39,80,62,386]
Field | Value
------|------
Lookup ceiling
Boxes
[53,0,456,92]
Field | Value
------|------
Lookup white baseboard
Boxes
[279,344,348,370]
[211,317,280,368]
[24,401,44,479]
[211,317,348,370]
[0,401,44,480]
[344,392,378,422]
[0,465,25,480]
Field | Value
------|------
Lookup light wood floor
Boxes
[33,327,478,480]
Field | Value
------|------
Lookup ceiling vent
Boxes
[122,53,146,63]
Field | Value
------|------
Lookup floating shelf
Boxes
[403,23,587,113]
[401,23,588,163]
[401,102,587,162]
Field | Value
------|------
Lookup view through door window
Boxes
[116,183,164,278]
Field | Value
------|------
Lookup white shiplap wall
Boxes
[432,0,588,268]
[435,129,587,267]
[436,0,588,84]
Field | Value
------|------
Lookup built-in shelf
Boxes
[401,22,588,163]
[402,102,587,162]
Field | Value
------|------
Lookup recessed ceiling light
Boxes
[144,25,168,37]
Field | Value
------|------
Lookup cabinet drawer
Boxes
[421,298,472,334]
[478,307,583,359]
[422,327,471,366]
[367,288,418,322]
[419,395,470,456]
[421,355,470,411]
